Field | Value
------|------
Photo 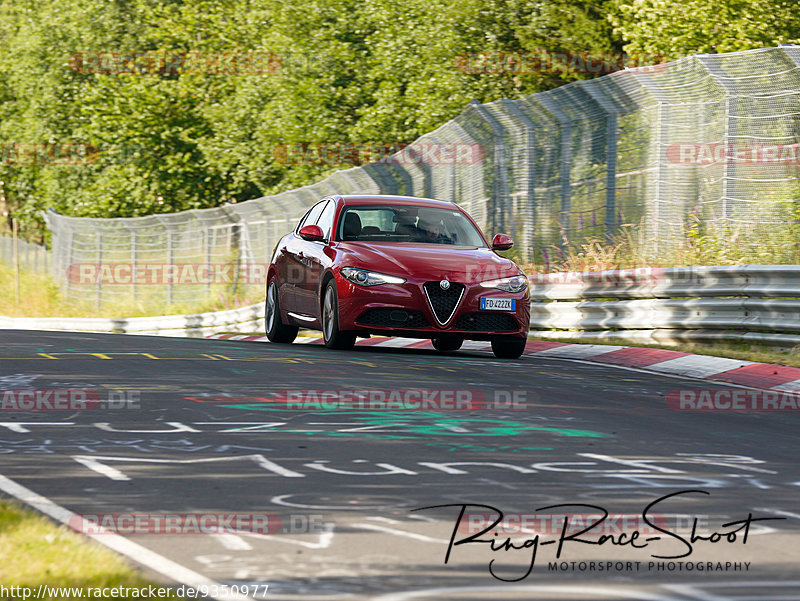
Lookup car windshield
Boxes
[336,205,487,247]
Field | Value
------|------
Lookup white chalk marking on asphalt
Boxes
[373,584,681,601]
[71,454,304,481]
[240,523,335,549]
[579,453,685,474]
[0,422,74,433]
[215,533,253,551]
[0,474,255,601]
[754,506,800,519]
[353,522,449,544]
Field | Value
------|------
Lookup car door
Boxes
[296,199,335,317]
[279,200,327,314]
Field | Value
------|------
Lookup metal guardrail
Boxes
[0,303,264,338]
[528,265,800,347]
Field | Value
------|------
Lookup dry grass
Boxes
[0,497,173,599]
[0,263,263,318]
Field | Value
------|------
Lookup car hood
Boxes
[336,242,522,284]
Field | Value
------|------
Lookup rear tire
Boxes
[322,281,356,350]
[431,335,464,352]
[265,279,299,343]
[491,336,526,359]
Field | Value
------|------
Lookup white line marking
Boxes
[643,354,753,378]
[239,523,335,549]
[459,341,492,350]
[353,522,449,543]
[372,337,422,348]
[533,344,626,358]
[770,378,800,392]
[0,474,254,601]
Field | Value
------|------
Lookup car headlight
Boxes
[480,275,528,293]
[340,267,406,287]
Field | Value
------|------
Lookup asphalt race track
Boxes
[1,330,799,600]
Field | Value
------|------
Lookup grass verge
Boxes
[0,263,263,318]
[0,496,177,599]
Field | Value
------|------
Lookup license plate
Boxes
[480,297,516,311]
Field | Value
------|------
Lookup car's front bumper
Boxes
[336,275,530,339]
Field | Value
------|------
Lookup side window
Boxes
[296,200,327,232]
[315,200,336,240]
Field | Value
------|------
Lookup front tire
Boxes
[322,280,356,350]
[265,279,298,343]
[491,336,526,359]
[431,335,463,352]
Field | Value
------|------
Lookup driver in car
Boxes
[418,215,450,243]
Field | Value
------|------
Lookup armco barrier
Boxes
[528,265,800,347]
[3,264,800,345]
[0,302,264,338]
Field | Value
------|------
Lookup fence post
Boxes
[91,222,103,311]
[630,70,671,257]
[155,217,174,307]
[696,54,737,229]
[12,218,19,305]
[128,225,137,303]
[499,99,537,261]
[536,95,572,248]
[468,100,511,234]
[579,82,622,243]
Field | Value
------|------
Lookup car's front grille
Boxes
[452,312,518,331]
[423,281,465,325]
[356,308,430,329]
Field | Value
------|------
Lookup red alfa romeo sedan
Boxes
[265,195,530,358]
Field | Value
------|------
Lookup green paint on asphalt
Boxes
[218,404,608,439]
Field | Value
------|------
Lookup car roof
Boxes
[335,195,458,208]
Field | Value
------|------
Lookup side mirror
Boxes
[492,233,513,251]
[298,224,325,242]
